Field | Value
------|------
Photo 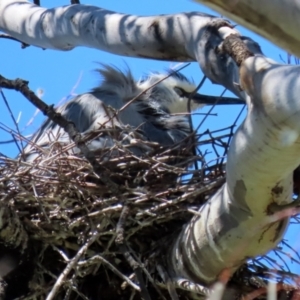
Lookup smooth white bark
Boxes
[171,56,300,283]
[195,0,300,57]
[0,0,212,59]
[0,0,249,97]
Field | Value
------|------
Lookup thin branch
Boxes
[0,89,25,155]
[187,75,207,171]
[0,33,29,48]
[77,255,140,291]
[115,203,152,300]
[46,231,99,300]
[0,74,121,193]
[119,63,191,113]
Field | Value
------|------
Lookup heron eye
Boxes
[174,87,185,97]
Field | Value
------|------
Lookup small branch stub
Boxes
[222,35,254,67]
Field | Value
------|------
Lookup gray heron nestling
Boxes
[23,65,244,162]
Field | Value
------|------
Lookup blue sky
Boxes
[1,0,299,277]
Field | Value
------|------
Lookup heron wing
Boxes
[22,92,146,161]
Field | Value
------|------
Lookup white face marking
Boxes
[158,76,202,114]
[137,73,203,114]
[167,96,204,114]
[152,74,196,93]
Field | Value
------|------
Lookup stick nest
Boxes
[0,127,298,300]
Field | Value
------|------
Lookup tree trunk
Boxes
[170,56,300,283]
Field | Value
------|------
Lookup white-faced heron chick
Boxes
[23,65,243,162]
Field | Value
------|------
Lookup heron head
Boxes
[137,71,204,114]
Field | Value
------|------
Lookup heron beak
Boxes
[192,93,245,106]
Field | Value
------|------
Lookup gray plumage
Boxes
[23,65,243,162]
